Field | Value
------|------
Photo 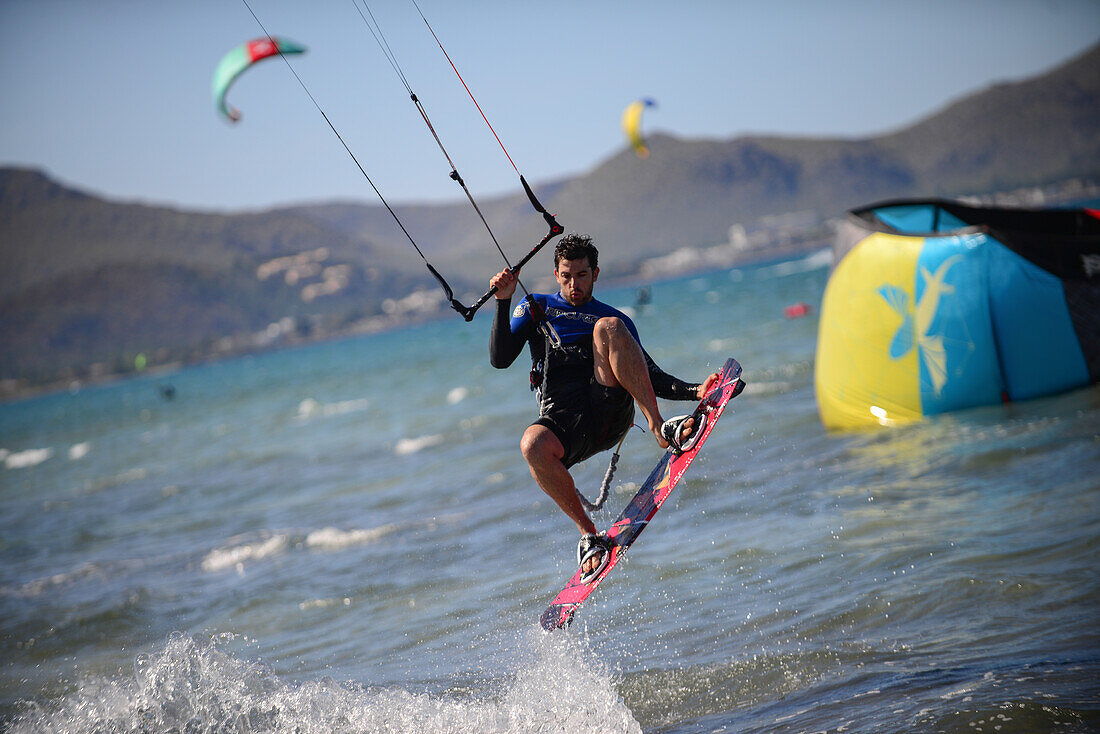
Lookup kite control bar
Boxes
[437,176,563,322]
[457,218,564,321]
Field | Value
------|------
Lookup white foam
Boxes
[324,398,370,416]
[6,630,642,734]
[298,397,370,419]
[707,336,742,353]
[201,535,289,573]
[743,380,795,397]
[305,525,396,550]
[459,415,488,431]
[13,562,104,598]
[4,447,53,469]
[298,597,349,611]
[754,248,832,279]
[394,434,444,456]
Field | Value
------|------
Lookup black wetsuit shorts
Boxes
[535,378,635,469]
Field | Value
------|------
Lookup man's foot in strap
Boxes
[577,533,611,583]
[660,412,708,454]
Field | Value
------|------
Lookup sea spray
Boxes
[8,629,641,733]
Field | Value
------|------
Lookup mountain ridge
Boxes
[2,42,1098,392]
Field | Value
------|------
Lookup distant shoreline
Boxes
[0,243,831,406]
[7,175,1096,406]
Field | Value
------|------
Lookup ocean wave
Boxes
[297,397,370,419]
[6,630,641,734]
[749,360,814,381]
[750,248,832,280]
[742,380,796,398]
[200,534,289,573]
[4,447,54,470]
[459,415,488,431]
[706,336,746,353]
[83,467,149,494]
[298,597,348,611]
[4,562,106,599]
[305,525,397,550]
[200,524,398,575]
[394,434,445,456]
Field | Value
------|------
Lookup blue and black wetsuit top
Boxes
[490,292,698,465]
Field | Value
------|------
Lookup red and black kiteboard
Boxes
[540,357,744,631]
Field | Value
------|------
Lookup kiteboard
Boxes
[540,357,744,630]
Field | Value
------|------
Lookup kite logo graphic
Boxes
[1083,253,1100,277]
[878,255,963,396]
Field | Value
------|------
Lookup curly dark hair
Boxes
[553,233,599,270]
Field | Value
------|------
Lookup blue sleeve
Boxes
[509,296,536,333]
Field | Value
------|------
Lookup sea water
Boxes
[2,252,1097,733]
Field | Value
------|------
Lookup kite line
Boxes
[239,0,563,338]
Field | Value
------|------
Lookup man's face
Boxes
[555,257,598,307]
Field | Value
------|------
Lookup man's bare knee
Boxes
[521,425,562,464]
[593,317,637,361]
[593,316,629,344]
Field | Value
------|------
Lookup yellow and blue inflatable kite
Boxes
[815,199,1100,429]
[622,98,657,158]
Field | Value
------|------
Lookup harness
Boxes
[525,320,630,512]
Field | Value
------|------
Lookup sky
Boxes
[1,0,1097,213]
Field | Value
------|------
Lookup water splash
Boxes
[7,630,641,734]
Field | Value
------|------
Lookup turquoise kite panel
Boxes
[914,235,1003,415]
[875,204,971,234]
[985,240,1090,401]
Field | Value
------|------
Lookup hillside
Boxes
[0,169,429,383]
[2,42,1098,393]
[296,42,1100,281]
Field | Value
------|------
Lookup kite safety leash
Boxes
[577,426,640,512]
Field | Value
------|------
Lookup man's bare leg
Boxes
[521,424,593,535]
[592,317,695,447]
[522,424,610,575]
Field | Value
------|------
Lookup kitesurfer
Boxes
[490,234,719,582]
